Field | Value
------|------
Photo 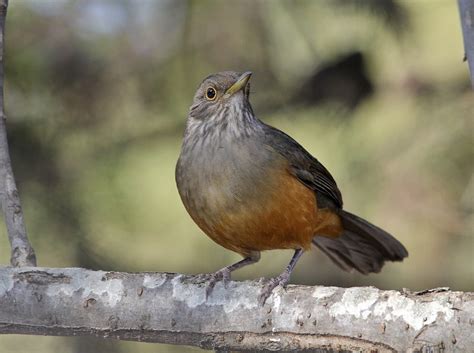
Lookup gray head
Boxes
[188,71,254,124]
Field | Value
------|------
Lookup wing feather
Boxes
[263,124,343,209]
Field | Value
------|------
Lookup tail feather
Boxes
[312,210,408,274]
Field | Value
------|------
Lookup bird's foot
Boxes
[198,268,232,299]
[258,271,291,306]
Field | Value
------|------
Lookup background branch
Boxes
[458,0,474,86]
[0,267,472,352]
[0,0,36,266]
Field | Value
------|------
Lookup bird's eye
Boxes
[206,87,217,101]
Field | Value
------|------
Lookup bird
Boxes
[175,71,408,304]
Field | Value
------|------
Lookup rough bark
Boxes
[0,267,472,352]
[0,0,36,266]
[458,0,474,87]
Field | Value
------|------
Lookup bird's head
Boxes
[188,71,252,121]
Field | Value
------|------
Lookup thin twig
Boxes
[458,0,474,87]
[0,0,36,266]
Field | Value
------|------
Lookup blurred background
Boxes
[0,0,472,352]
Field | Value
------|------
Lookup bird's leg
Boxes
[204,252,260,298]
[259,249,304,305]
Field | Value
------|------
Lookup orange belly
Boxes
[193,167,343,257]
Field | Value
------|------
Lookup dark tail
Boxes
[312,210,408,274]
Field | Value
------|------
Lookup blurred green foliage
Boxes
[0,0,472,352]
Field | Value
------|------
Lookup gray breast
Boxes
[176,131,283,219]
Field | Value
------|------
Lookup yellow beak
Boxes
[224,71,252,97]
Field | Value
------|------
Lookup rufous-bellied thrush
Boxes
[176,71,408,304]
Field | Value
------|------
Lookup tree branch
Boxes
[0,0,36,266]
[0,267,472,352]
[458,0,474,87]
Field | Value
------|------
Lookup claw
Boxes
[258,271,291,306]
[204,268,231,298]
[196,255,261,299]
